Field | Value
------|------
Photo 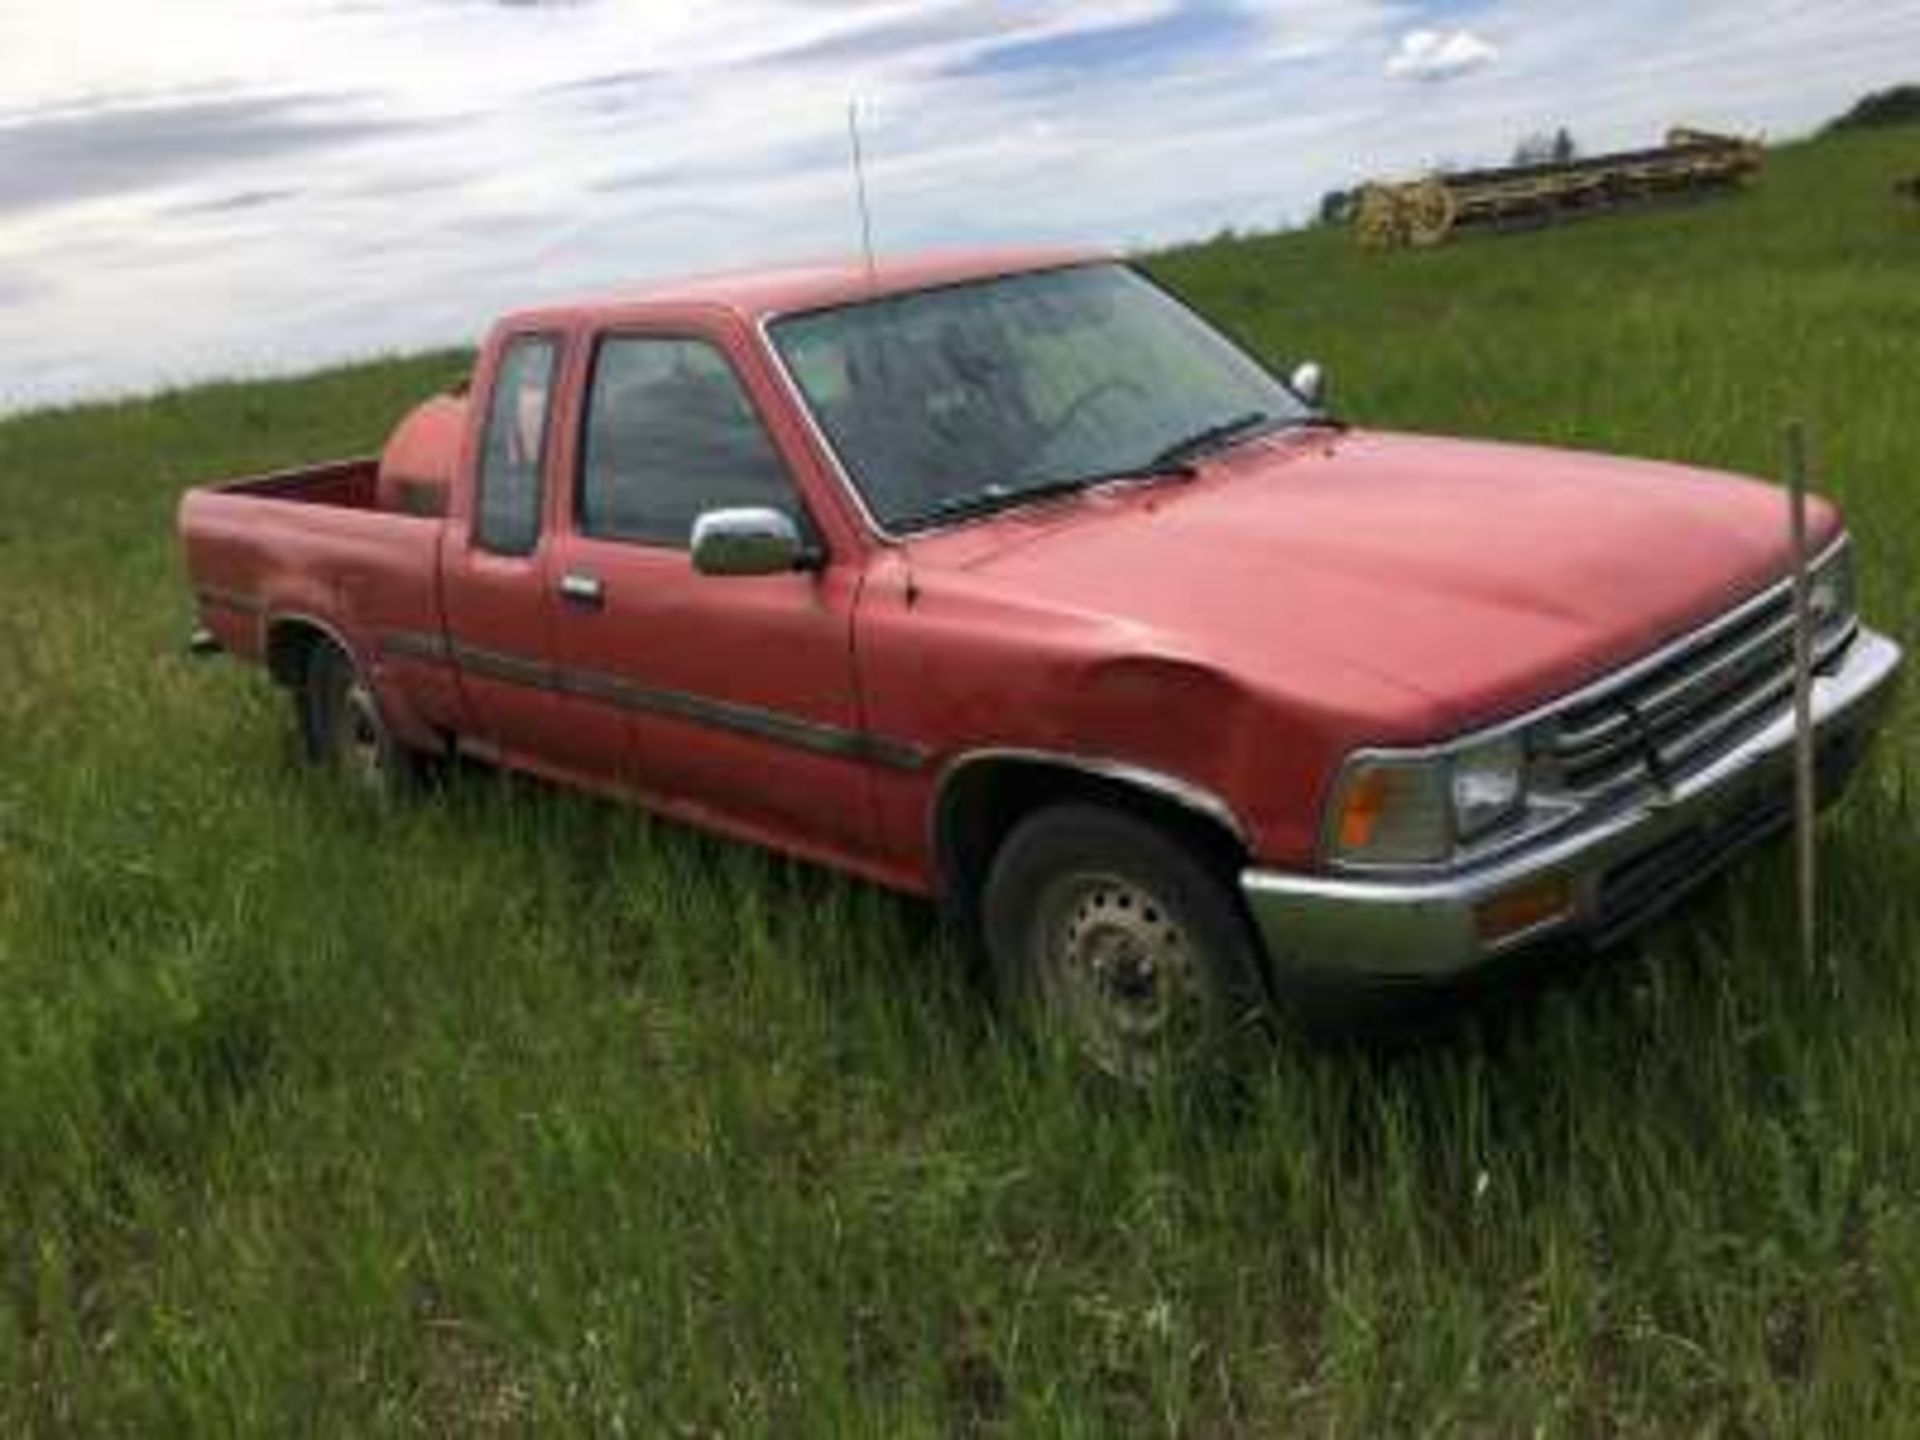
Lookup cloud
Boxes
[1384,27,1498,83]
[7,0,1920,411]
[163,187,300,218]
[952,1,1252,79]
[0,270,43,308]
[0,95,421,219]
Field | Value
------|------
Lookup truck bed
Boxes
[178,456,458,749]
[212,457,383,510]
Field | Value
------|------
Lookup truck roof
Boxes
[508,246,1111,329]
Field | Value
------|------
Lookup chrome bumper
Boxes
[1242,628,1903,984]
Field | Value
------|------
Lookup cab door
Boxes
[543,325,875,858]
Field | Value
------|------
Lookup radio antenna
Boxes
[847,98,877,286]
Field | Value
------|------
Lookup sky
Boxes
[2,0,1917,412]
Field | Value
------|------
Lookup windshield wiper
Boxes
[918,473,1104,526]
[916,416,1284,532]
[1147,410,1277,470]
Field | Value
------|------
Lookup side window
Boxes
[579,336,799,548]
[476,335,558,555]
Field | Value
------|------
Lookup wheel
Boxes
[982,804,1270,1086]
[1354,184,1409,248]
[1404,178,1458,247]
[300,642,415,797]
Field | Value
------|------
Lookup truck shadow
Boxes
[424,753,991,1018]
[1281,931,1676,1053]
[413,756,1826,1117]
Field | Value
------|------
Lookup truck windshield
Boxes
[768,263,1311,533]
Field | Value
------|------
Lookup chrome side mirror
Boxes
[1289,361,1326,410]
[690,507,814,577]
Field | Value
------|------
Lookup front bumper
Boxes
[1242,627,1903,985]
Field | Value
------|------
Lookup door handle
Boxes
[559,571,605,609]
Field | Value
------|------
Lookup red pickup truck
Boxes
[180,249,1901,1081]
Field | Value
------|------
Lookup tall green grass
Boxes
[2,128,1917,1433]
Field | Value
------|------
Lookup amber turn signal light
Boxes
[1336,769,1395,850]
[1474,876,1574,945]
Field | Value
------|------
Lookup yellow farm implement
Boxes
[1354,127,1765,249]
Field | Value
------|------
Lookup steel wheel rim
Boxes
[338,678,387,792]
[1406,178,1457,246]
[1035,872,1205,1084]
[1355,186,1400,247]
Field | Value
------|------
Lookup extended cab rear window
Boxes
[476,334,559,555]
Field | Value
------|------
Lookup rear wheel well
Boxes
[266,619,447,770]
[265,618,337,689]
[934,758,1250,928]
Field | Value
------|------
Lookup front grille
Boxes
[1538,585,1852,798]
[1590,784,1790,945]
[1589,710,1871,947]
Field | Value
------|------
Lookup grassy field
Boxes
[3,126,1919,1434]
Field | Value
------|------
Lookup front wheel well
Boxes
[933,757,1251,926]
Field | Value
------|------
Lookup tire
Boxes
[300,642,415,798]
[981,804,1270,1087]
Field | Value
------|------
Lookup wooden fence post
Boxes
[1785,421,1821,982]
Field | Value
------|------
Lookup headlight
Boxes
[1327,735,1532,867]
[1451,735,1526,839]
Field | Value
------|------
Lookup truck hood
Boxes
[901,428,1838,737]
